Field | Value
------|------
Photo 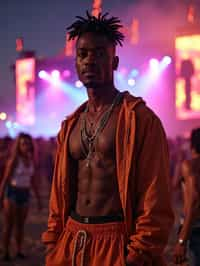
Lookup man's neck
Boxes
[86,85,118,113]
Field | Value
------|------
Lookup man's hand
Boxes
[173,243,187,265]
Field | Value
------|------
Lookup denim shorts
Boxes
[5,184,30,206]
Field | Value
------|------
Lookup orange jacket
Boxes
[42,92,174,265]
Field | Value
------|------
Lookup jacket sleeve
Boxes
[41,120,66,245]
[127,112,174,264]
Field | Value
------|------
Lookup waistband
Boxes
[70,210,124,224]
[67,216,125,235]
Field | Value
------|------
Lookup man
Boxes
[174,128,200,266]
[42,12,174,266]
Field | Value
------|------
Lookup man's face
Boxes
[76,32,118,89]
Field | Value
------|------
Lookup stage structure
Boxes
[16,56,36,126]
[15,50,86,136]
[175,5,200,120]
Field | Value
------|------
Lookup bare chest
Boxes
[69,107,120,162]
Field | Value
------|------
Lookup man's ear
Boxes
[113,56,119,70]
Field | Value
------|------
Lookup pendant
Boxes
[86,159,90,168]
[86,142,93,167]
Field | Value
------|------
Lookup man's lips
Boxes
[82,69,98,75]
[82,72,98,78]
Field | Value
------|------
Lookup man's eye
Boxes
[78,52,87,58]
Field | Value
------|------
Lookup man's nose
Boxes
[85,52,96,65]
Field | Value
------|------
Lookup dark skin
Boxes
[69,32,123,216]
[173,149,200,264]
[46,32,149,266]
[68,32,136,266]
[47,32,137,265]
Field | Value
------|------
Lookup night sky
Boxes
[0,0,134,104]
[0,0,197,104]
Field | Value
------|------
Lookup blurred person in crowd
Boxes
[0,136,13,182]
[44,137,57,186]
[42,12,174,266]
[0,133,42,261]
[172,136,190,207]
[174,128,200,265]
[36,137,47,181]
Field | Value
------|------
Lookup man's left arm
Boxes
[126,115,174,265]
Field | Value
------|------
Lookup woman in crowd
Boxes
[0,133,42,261]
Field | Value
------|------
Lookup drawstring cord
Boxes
[72,230,87,266]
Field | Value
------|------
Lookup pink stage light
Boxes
[63,69,71,78]
[119,67,128,76]
[75,80,83,88]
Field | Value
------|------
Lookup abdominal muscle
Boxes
[75,154,123,217]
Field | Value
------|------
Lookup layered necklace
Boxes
[80,92,122,167]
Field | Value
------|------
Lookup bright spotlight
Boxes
[149,59,159,69]
[162,56,172,65]
[0,112,7,120]
[128,79,136,86]
[75,80,83,88]
[149,58,160,78]
[51,70,60,79]
[38,70,48,79]
[51,70,61,86]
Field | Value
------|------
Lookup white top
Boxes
[10,158,34,188]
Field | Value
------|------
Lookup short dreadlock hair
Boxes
[67,11,124,47]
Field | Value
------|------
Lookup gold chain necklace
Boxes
[80,92,122,167]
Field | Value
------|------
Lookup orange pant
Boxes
[46,216,127,266]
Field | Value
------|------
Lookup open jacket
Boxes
[42,92,174,265]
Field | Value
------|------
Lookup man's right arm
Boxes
[173,160,199,264]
